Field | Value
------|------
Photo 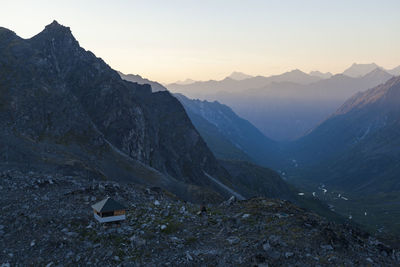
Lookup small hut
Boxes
[91,197,126,223]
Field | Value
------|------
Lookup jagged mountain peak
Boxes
[46,20,66,29]
[31,20,77,46]
[41,20,72,35]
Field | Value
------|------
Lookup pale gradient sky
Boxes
[1,0,400,83]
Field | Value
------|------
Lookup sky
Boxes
[1,0,400,83]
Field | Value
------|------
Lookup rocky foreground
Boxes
[0,170,399,266]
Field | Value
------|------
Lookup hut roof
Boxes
[91,197,126,212]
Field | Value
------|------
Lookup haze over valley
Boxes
[167,65,395,141]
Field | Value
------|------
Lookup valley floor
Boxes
[0,170,399,266]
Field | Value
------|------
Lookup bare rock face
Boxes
[0,21,231,201]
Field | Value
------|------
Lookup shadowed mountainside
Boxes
[174,93,281,168]
[286,76,400,193]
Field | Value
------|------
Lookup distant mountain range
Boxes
[343,63,400,77]
[170,63,400,88]
[167,66,394,140]
[167,69,324,99]
[171,72,253,85]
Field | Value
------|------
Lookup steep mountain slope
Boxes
[118,71,166,92]
[174,93,280,167]
[0,21,240,202]
[289,76,400,193]
[177,106,253,162]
